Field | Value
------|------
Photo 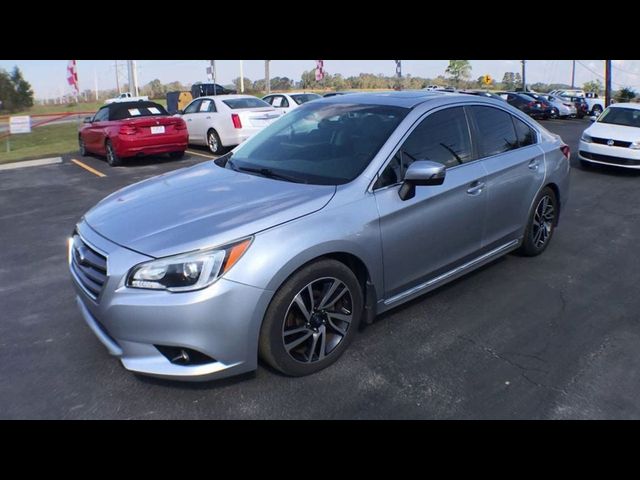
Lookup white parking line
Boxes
[0,157,63,171]
[186,150,218,159]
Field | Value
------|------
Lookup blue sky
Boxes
[1,60,638,99]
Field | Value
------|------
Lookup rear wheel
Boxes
[207,129,224,155]
[259,259,363,376]
[105,140,122,167]
[519,187,557,257]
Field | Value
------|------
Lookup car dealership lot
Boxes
[2,118,640,419]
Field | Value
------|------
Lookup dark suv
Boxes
[499,92,546,119]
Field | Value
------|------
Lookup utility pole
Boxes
[265,60,271,94]
[521,60,526,91]
[127,60,139,96]
[395,60,402,90]
[115,60,121,94]
[94,68,99,101]
[209,60,217,95]
[605,60,612,107]
[571,60,576,88]
[240,60,244,93]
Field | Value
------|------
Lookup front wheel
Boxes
[518,187,558,257]
[259,259,363,376]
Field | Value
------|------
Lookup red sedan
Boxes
[79,101,188,166]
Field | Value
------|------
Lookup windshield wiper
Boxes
[230,161,306,184]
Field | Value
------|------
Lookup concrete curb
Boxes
[0,157,63,171]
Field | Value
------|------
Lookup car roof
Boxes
[318,90,466,108]
[608,102,640,110]
[197,94,266,102]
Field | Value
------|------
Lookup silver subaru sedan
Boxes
[69,91,570,381]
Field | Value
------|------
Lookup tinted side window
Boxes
[374,107,473,188]
[513,116,536,147]
[263,96,274,105]
[470,106,518,157]
[184,100,201,114]
[94,108,109,122]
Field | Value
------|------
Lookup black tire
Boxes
[105,140,122,167]
[259,259,363,376]
[518,187,558,257]
[207,129,224,155]
[169,151,185,159]
[78,135,87,156]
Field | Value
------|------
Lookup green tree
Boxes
[445,60,471,87]
[616,87,637,102]
[0,67,33,111]
[232,77,253,92]
[583,79,603,94]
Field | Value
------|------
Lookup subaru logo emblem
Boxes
[607,139,614,146]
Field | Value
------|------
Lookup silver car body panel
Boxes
[71,91,570,380]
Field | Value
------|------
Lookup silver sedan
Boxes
[69,91,570,381]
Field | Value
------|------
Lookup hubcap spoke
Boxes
[307,332,320,362]
[285,330,313,352]
[318,279,345,310]
[293,293,311,321]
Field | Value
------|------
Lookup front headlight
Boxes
[581,132,592,143]
[126,238,252,292]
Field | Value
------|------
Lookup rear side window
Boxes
[469,106,518,157]
[291,94,321,105]
[223,98,271,109]
[512,116,537,147]
[93,108,109,122]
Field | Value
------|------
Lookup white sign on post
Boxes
[9,116,31,134]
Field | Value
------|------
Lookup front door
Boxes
[373,106,488,300]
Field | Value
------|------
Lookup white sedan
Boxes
[262,92,322,114]
[579,103,640,169]
[179,95,282,154]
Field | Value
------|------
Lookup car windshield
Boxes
[290,93,322,105]
[222,98,271,109]
[597,107,640,128]
[227,102,408,185]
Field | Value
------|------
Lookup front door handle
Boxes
[528,159,540,170]
[467,181,485,196]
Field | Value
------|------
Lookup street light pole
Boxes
[265,60,271,94]
[521,60,526,91]
[571,60,576,88]
[605,60,612,107]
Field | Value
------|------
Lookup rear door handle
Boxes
[467,181,485,196]
[528,159,540,170]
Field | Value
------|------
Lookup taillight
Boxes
[174,120,187,130]
[119,125,138,135]
[231,114,242,129]
[560,144,570,160]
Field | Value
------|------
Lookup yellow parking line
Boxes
[71,159,106,177]
[186,150,217,159]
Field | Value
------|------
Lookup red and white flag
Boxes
[315,60,324,82]
[67,60,79,95]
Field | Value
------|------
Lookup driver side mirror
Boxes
[398,160,446,201]
[83,116,93,123]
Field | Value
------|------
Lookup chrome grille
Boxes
[70,234,107,300]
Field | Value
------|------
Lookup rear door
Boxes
[467,105,545,249]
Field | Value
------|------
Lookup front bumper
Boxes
[578,140,640,169]
[70,221,273,381]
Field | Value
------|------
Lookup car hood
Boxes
[586,122,640,142]
[84,162,336,257]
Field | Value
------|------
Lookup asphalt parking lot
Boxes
[2,118,640,419]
